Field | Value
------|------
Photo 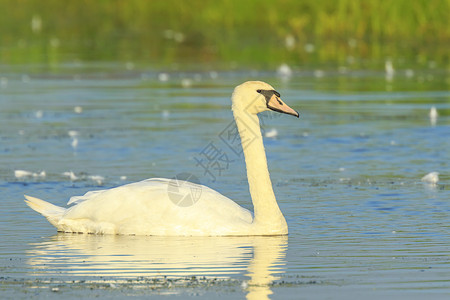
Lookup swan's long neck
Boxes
[232,107,287,233]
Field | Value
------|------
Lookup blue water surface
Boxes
[0,64,449,299]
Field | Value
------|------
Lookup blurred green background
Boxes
[0,0,449,70]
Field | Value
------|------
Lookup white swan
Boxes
[25,81,299,236]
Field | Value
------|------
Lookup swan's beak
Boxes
[267,94,299,118]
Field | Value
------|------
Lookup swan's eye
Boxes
[256,89,262,93]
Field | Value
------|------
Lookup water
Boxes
[0,64,449,299]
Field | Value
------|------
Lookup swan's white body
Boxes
[25,81,298,236]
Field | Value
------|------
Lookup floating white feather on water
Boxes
[62,171,78,181]
[68,130,79,149]
[68,130,79,138]
[15,170,33,178]
[74,106,83,114]
[264,128,278,138]
[429,106,438,126]
[421,172,439,184]
[158,73,170,82]
[35,110,44,119]
[71,137,78,149]
[33,171,46,178]
[15,170,46,179]
[277,64,292,77]
[89,175,105,185]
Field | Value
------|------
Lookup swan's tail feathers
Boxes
[24,195,65,227]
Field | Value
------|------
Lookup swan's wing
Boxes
[68,190,107,205]
[66,178,168,205]
[61,178,253,235]
[193,181,253,223]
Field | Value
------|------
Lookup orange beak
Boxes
[266,94,299,118]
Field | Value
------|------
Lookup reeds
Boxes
[0,0,448,68]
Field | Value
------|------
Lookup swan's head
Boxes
[231,81,299,118]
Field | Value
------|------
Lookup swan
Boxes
[24,81,299,236]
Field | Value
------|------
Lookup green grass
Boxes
[0,0,448,69]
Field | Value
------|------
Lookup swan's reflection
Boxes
[27,234,287,299]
